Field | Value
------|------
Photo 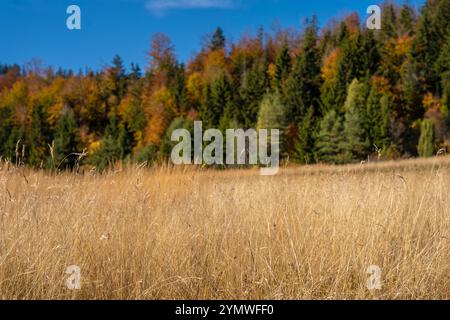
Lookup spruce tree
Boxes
[239,58,268,128]
[210,27,226,51]
[341,79,370,161]
[433,0,450,44]
[284,18,321,123]
[28,104,51,166]
[380,4,398,41]
[417,119,435,157]
[273,44,291,92]
[410,8,440,95]
[400,3,415,36]
[294,106,315,164]
[315,110,345,164]
[342,104,370,161]
[326,32,366,113]
[366,88,390,149]
[257,91,286,131]
[0,105,12,158]
[361,30,380,77]
[209,73,233,127]
[53,108,79,170]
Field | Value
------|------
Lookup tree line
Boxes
[0,0,449,170]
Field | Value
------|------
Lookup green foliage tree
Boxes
[315,110,346,164]
[400,3,415,36]
[90,112,126,171]
[239,58,268,128]
[28,104,51,166]
[210,27,226,51]
[417,119,435,157]
[366,88,390,149]
[53,108,79,170]
[284,18,322,123]
[201,73,233,128]
[274,44,291,91]
[294,106,315,164]
[257,91,286,130]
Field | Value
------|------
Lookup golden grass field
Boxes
[0,157,449,300]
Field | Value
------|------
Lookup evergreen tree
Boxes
[324,32,366,113]
[340,79,370,160]
[284,18,322,123]
[380,4,398,41]
[109,55,127,100]
[342,105,370,161]
[417,119,435,157]
[169,63,188,114]
[294,106,315,164]
[400,3,415,36]
[257,91,286,130]
[343,78,366,112]
[361,30,380,77]
[0,105,13,158]
[366,88,390,148]
[239,58,268,128]
[433,0,450,44]
[201,73,233,128]
[200,84,214,128]
[315,110,346,164]
[90,112,126,171]
[410,8,440,95]
[273,44,291,91]
[28,104,51,166]
[53,108,79,170]
[210,27,226,51]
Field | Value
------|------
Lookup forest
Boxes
[0,0,449,170]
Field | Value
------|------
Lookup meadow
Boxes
[0,157,449,299]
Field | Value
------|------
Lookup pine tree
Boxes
[28,104,51,166]
[239,58,268,128]
[325,32,366,113]
[400,3,415,36]
[53,108,79,170]
[361,30,380,77]
[341,79,370,160]
[417,119,435,157]
[410,8,440,95]
[433,0,450,44]
[294,106,315,164]
[210,27,226,51]
[200,84,214,128]
[315,110,346,164]
[89,112,125,171]
[273,44,291,92]
[257,91,286,130]
[343,78,366,112]
[366,87,390,148]
[342,104,370,161]
[284,18,321,123]
[0,105,13,158]
[380,4,398,41]
[207,73,233,128]
[109,55,127,100]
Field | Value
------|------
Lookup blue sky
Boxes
[0,0,425,72]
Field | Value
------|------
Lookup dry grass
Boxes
[0,157,449,300]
